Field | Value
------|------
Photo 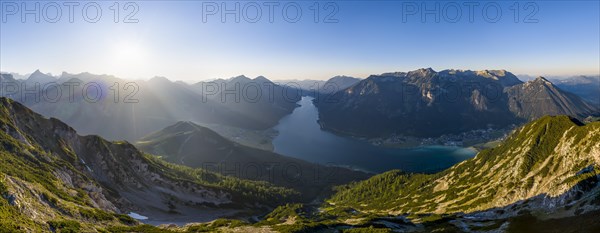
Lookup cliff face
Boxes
[316,69,595,138]
[316,69,521,137]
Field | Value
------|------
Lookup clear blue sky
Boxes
[1,0,599,81]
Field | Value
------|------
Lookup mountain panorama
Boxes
[0,68,599,232]
[1,69,597,142]
[316,68,596,138]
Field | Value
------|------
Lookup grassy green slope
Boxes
[0,97,297,231]
[329,116,600,214]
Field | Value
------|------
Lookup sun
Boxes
[108,39,150,78]
[113,40,145,64]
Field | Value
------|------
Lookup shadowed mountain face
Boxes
[0,97,297,231]
[506,76,595,119]
[0,72,300,141]
[316,68,595,138]
[136,121,368,202]
[196,75,302,129]
[319,76,361,94]
[22,70,56,87]
[316,69,523,137]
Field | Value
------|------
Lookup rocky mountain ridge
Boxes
[316,68,596,138]
[0,97,296,231]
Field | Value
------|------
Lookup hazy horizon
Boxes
[1,1,599,82]
[2,68,599,84]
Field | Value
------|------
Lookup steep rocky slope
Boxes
[316,68,523,137]
[316,68,595,138]
[506,76,595,120]
[329,116,600,216]
[0,97,296,231]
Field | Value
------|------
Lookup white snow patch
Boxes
[128,212,149,220]
[80,159,92,172]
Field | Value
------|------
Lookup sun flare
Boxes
[113,41,145,63]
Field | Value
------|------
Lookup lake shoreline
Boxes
[272,96,478,173]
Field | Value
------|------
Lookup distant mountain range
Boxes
[275,76,362,97]
[1,69,596,142]
[274,79,326,93]
[315,68,597,138]
[0,71,301,142]
[22,69,56,86]
[550,75,600,106]
[190,75,301,129]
